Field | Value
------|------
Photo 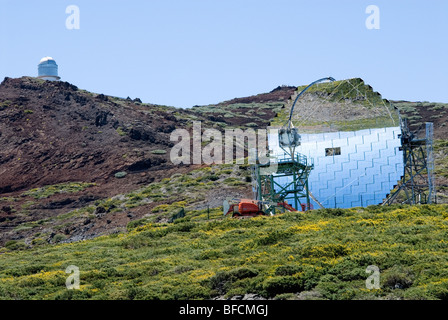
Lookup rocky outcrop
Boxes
[0,76,186,194]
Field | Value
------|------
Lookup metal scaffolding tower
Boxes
[251,152,314,213]
[383,119,436,205]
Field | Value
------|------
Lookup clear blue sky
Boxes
[0,0,447,107]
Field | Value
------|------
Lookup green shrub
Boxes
[301,243,349,259]
[5,240,27,251]
[245,122,258,127]
[116,127,127,136]
[198,175,219,182]
[171,221,195,232]
[315,275,352,300]
[263,276,303,297]
[327,259,365,281]
[115,171,127,178]
[256,230,291,246]
[52,234,67,243]
[151,149,167,155]
[0,100,11,109]
[273,293,298,300]
[198,249,223,260]
[209,268,259,294]
[274,265,302,276]
[173,265,195,274]
[31,238,46,246]
[382,267,414,289]
[403,286,437,300]
[126,218,150,231]
[319,208,348,217]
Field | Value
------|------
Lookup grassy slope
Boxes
[1,201,448,300]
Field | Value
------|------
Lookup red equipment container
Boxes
[238,199,261,214]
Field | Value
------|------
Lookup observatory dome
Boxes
[37,56,61,81]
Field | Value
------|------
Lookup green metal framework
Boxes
[252,152,314,214]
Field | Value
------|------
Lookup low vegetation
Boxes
[22,182,95,200]
[1,203,448,300]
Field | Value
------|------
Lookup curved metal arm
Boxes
[287,76,336,126]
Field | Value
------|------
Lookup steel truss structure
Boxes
[383,118,436,205]
[251,152,314,214]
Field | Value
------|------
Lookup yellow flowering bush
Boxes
[0,203,448,299]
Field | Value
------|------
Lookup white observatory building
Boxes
[37,57,60,81]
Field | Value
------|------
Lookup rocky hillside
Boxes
[0,76,448,301]
[0,77,290,247]
[0,77,190,194]
[0,78,295,199]
[0,77,201,246]
[0,76,447,248]
[189,85,295,128]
